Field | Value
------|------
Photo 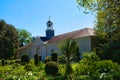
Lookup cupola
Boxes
[46,17,55,39]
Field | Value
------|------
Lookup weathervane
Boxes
[49,16,51,21]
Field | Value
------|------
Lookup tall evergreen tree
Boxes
[0,19,19,59]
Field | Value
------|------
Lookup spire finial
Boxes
[49,16,51,21]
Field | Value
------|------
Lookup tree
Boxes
[0,19,19,59]
[59,39,79,75]
[95,1,120,61]
[17,29,32,47]
[76,0,100,12]
[77,0,120,63]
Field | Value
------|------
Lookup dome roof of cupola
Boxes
[47,20,53,27]
[47,20,53,24]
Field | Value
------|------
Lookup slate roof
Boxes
[40,37,49,41]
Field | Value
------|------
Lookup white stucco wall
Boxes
[76,36,91,53]
[45,36,92,60]
[46,36,92,56]
[17,36,92,61]
[30,38,47,60]
[17,38,47,61]
[46,43,58,56]
[39,45,47,60]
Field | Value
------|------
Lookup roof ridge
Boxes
[54,28,89,37]
[17,42,33,50]
[86,28,94,35]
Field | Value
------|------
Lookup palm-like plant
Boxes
[59,39,79,75]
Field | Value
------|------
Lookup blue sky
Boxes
[0,0,95,36]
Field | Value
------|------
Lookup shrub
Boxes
[113,50,120,64]
[45,61,59,75]
[96,60,120,73]
[45,56,51,63]
[39,56,41,61]
[34,54,39,65]
[39,62,45,70]
[51,52,58,62]
[76,59,120,79]
[112,70,120,80]
[15,59,21,64]
[65,63,73,75]
[1,58,5,66]
[82,52,100,62]
[47,76,66,80]
[21,55,30,64]
[24,63,34,71]
[29,59,34,65]
[72,47,81,62]
[6,60,15,65]
[58,55,66,63]
[58,64,66,76]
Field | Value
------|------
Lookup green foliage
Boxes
[97,60,120,79]
[94,1,120,61]
[59,39,79,75]
[77,0,99,12]
[15,59,21,64]
[47,76,66,80]
[58,64,66,75]
[34,54,39,65]
[0,19,19,59]
[58,55,66,63]
[39,62,45,70]
[29,59,35,65]
[45,56,51,63]
[75,52,120,80]
[45,61,59,75]
[77,0,120,64]
[39,56,41,61]
[82,52,100,62]
[24,63,34,71]
[11,65,25,75]
[95,4,120,61]
[75,52,100,77]
[1,58,5,66]
[21,55,30,64]
[65,63,73,75]
[0,58,120,80]
[17,28,32,47]
[96,60,120,73]
[73,47,81,62]
[0,65,13,78]
[0,52,119,80]
[51,52,58,62]
[59,39,79,58]
[112,50,120,64]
